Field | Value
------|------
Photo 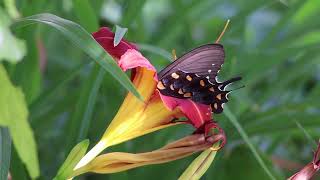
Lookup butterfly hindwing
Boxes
[157,70,241,114]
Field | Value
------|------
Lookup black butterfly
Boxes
[157,43,241,114]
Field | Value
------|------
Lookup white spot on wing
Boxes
[206,76,209,79]
[212,64,215,66]
[208,69,212,73]
[226,92,230,100]
[215,76,221,83]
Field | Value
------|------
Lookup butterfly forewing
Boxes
[158,43,225,83]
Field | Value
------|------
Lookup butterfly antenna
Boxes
[172,49,177,61]
[215,19,230,43]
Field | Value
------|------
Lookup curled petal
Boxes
[118,49,156,73]
[71,134,215,177]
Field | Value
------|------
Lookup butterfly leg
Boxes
[193,120,226,150]
[171,49,177,60]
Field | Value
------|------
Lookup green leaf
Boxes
[0,64,39,179]
[0,8,26,63]
[66,65,105,151]
[114,25,128,47]
[12,13,143,101]
[0,127,11,180]
[224,106,276,180]
[179,144,218,180]
[54,139,89,180]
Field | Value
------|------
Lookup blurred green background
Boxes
[1,0,320,179]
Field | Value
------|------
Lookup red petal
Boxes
[93,27,137,59]
[159,93,212,128]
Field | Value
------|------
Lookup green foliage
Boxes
[1,0,320,179]
[179,145,218,180]
[54,139,89,180]
[0,128,11,180]
[0,65,39,179]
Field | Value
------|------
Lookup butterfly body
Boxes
[157,43,241,114]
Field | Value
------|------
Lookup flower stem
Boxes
[74,140,107,170]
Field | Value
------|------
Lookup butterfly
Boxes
[157,43,242,114]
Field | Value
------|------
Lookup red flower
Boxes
[289,141,320,180]
[74,27,225,170]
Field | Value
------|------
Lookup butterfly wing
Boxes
[158,43,225,83]
[157,43,241,114]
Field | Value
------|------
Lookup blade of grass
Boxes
[12,13,143,101]
[0,127,11,180]
[224,106,276,180]
[77,67,105,141]
[293,119,317,148]
[29,62,89,121]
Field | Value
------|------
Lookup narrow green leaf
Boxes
[29,62,89,120]
[179,144,218,180]
[224,106,276,180]
[0,127,11,180]
[12,13,143,101]
[78,67,105,141]
[54,139,89,180]
[293,119,317,148]
[0,64,39,179]
[114,25,128,47]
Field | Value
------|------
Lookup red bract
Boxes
[289,141,320,180]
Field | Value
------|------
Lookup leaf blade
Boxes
[12,13,143,101]
[224,106,276,180]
